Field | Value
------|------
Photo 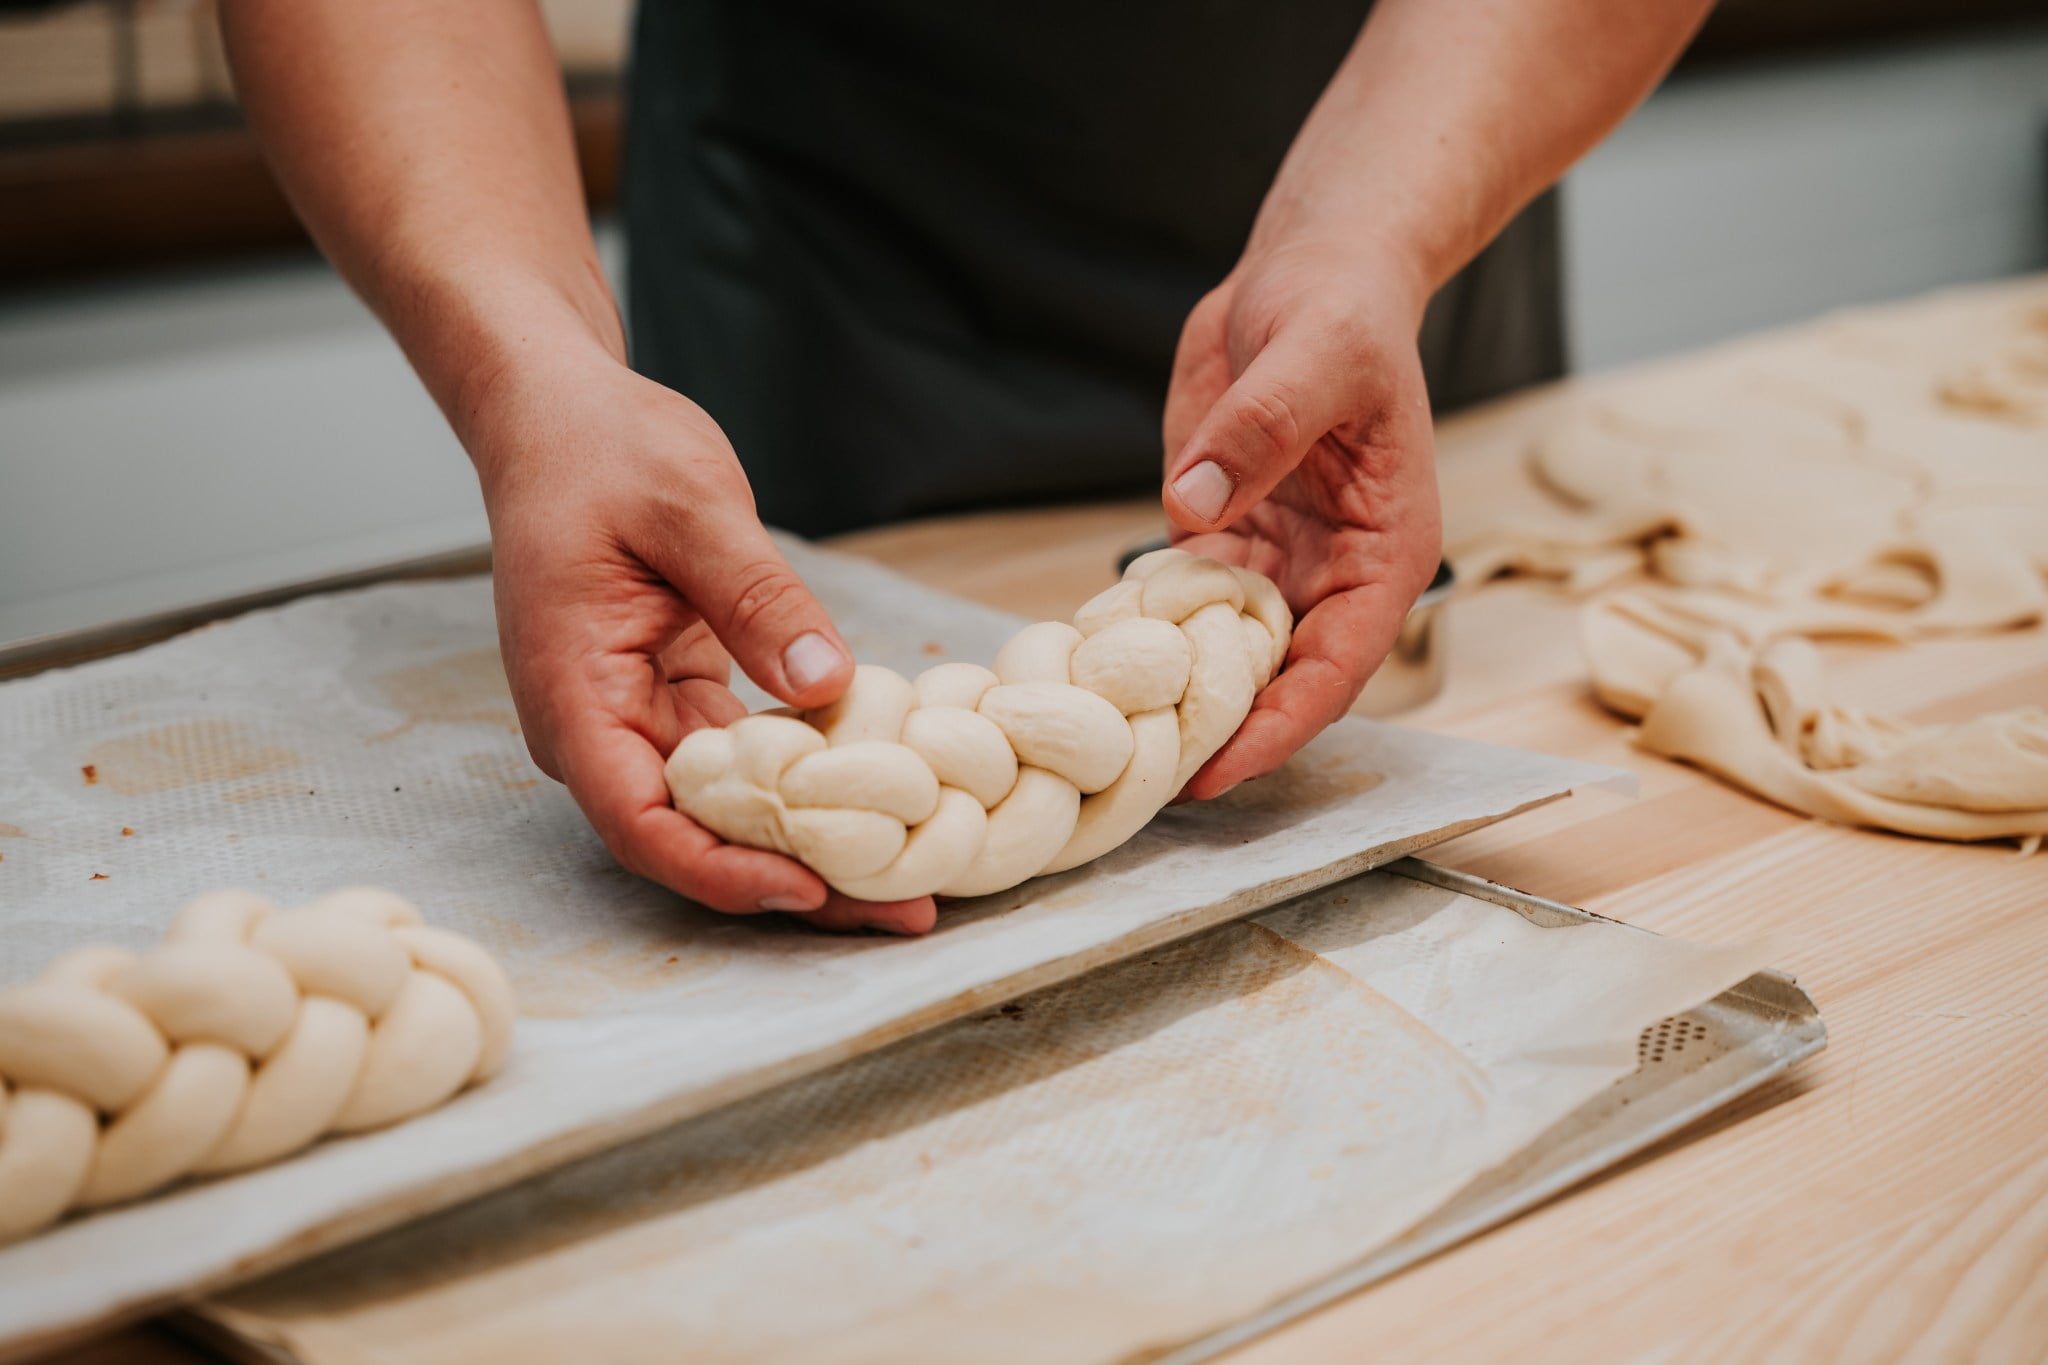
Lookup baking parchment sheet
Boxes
[0,538,1623,1356]
[196,871,1766,1365]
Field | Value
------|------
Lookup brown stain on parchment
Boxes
[461,752,541,792]
[224,780,317,805]
[506,933,737,1019]
[1224,758,1385,813]
[83,720,301,795]
[372,649,520,742]
[1026,880,1116,913]
[0,824,23,838]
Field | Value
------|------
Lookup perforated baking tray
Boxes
[1161,858,1826,1364]
[167,855,1823,1365]
[4,553,1821,1362]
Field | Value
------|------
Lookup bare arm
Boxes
[1247,0,1715,307]
[1165,0,1712,798]
[219,0,619,435]
[219,2,927,932]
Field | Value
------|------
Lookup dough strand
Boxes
[666,548,1293,899]
[0,888,514,1245]
[1584,593,2048,846]
[1450,280,2048,848]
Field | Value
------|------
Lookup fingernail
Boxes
[759,894,813,912]
[1172,460,1235,523]
[781,631,844,693]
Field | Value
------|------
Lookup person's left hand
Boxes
[1160,236,1444,801]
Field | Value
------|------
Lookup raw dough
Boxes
[665,548,1293,900]
[1583,594,2048,851]
[1452,282,2048,635]
[0,887,515,1245]
[1449,279,2048,848]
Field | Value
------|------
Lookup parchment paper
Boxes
[196,870,1766,1365]
[0,539,1623,1358]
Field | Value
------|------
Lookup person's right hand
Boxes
[468,347,939,935]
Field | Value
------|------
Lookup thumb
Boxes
[647,516,854,710]
[1162,326,1357,534]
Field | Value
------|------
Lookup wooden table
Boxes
[47,384,2048,1363]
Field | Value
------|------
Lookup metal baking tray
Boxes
[8,551,1813,1361]
[1163,857,1827,1364]
[169,855,1822,1365]
[0,546,494,682]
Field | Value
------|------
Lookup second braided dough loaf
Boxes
[665,549,1293,900]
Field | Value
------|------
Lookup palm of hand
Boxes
[502,544,938,933]
[483,362,935,933]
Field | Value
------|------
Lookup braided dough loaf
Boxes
[666,549,1293,900]
[0,888,514,1245]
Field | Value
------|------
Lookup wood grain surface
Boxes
[36,321,2048,1363]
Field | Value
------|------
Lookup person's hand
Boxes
[471,349,939,934]
[1160,238,1443,800]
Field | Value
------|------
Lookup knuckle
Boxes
[1319,308,1371,356]
[688,454,757,512]
[1230,386,1303,461]
[1189,284,1233,330]
[722,558,810,639]
[642,474,750,548]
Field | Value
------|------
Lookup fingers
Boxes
[545,677,939,932]
[1161,285,1233,465]
[552,697,832,915]
[1164,326,1359,535]
[789,893,940,937]
[639,508,854,711]
[654,620,733,692]
[1180,579,1413,801]
[667,675,749,731]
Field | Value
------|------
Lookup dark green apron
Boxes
[624,0,1562,537]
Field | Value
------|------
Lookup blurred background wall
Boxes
[1,0,2045,649]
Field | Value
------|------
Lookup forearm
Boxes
[218,0,621,451]
[1253,0,1713,301]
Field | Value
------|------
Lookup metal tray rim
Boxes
[1155,857,1827,1365]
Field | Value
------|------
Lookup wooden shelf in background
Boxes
[1689,0,2045,63]
[1,0,2040,289]
[0,84,619,287]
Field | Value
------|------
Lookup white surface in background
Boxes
[0,258,490,646]
[3,30,2045,646]
[0,538,1624,1356]
[1564,28,2048,367]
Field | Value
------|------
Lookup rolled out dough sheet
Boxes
[196,870,1768,1365]
[0,538,1624,1359]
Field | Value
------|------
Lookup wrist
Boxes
[1245,58,1510,309]
[378,254,626,451]
[406,281,629,498]
[462,340,627,512]
[1234,219,1436,335]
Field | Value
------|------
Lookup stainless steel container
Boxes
[1355,559,1454,717]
